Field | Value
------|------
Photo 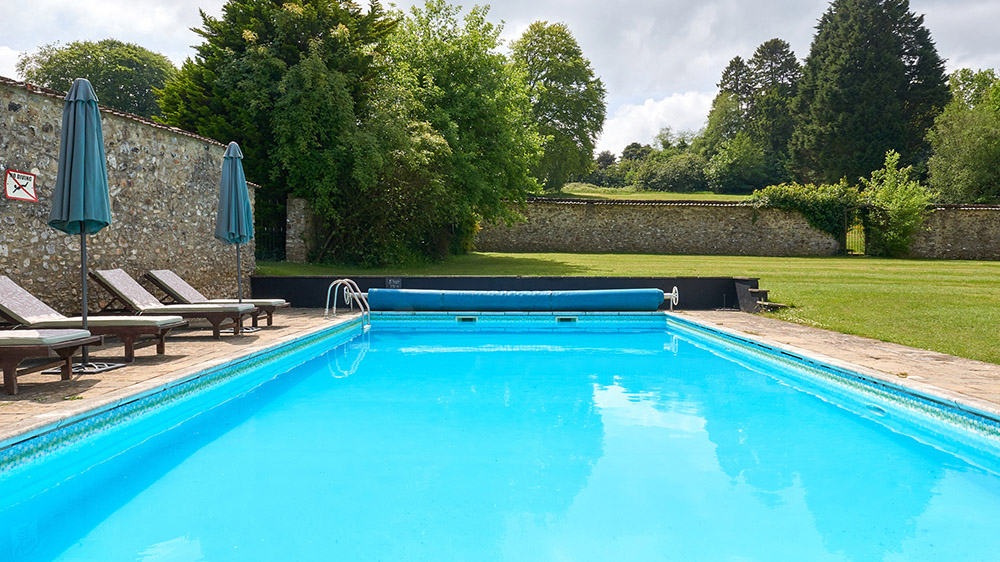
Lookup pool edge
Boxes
[5,311,998,467]
[667,312,1000,428]
[0,316,363,454]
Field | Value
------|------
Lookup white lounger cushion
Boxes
[142,303,255,314]
[29,316,186,328]
[0,329,92,346]
[207,299,287,307]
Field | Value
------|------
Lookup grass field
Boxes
[538,183,750,201]
[258,253,1000,365]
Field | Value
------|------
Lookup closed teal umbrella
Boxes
[48,78,112,365]
[215,141,254,303]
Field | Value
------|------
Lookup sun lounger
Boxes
[0,329,103,394]
[144,269,289,327]
[90,269,257,339]
[0,275,187,362]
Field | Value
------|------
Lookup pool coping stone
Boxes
[0,311,361,451]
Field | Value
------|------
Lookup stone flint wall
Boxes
[0,77,255,314]
[286,196,320,263]
[908,206,1000,260]
[476,199,841,256]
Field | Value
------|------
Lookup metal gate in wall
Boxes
[844,207,865,255]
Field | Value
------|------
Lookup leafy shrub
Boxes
[927,105,1000,203]
[633,152,708,192]
[861,151,937,257]
[582,161,627,187]
[750,180,860,240]
[705,132,769,194]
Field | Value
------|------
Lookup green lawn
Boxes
[538,183,750,201]
[259,253,1000,364]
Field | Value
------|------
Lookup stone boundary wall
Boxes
[476,199,841,256]
[1,77,255,314]
[286,196,321,263]
[909,206,1000,260]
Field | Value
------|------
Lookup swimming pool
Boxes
[2,313,999,561]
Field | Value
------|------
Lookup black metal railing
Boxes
[255,223,286,262]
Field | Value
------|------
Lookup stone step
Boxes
[757,300,789,311]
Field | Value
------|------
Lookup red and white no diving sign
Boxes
[4,169,38,202]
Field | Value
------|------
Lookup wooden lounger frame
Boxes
[143,270,289,327]
[0,275,188,363]
[1,335,103,395]
[89,272,254,339]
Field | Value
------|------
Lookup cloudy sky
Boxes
[2,0,997,154]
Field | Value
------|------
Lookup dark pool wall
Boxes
[251,276,758,311]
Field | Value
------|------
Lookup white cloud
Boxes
[596,91,715,156]
[922,1,1000,73]
[2,0,997,153]
[0,47,23,80]
[0,0,225,69]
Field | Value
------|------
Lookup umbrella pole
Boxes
[237,242,243,303]
[81,232,89,365]
[236,242,243,336]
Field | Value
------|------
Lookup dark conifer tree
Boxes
[789,0,949,183]
[718,56,753,116]
[748,39,801,182]
[749,39,801,97]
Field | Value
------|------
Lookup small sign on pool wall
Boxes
[4,169,38,202]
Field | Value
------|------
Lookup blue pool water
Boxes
[2,319,1000,561]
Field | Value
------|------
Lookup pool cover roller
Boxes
[367,288,665,312]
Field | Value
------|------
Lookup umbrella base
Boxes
[43,361,125,375]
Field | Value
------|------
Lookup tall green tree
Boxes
[17,39,176,118]
[655,126,694,150]
[160,0,508,265]
[927,69,1000,203]
[386,0,542,230]
[699,57,753,161]
[696,92,743,157]
[621,142,653,161]
[595,150,616,169]
[945,68,999,109]
[747,39,800,159]
[718,56,753,116]
[701,41,799,163]
[789,0,949,183]
[159,0,397,260]
[749,39,801,95]
[511,21,606,191]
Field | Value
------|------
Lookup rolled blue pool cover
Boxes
[367,288,665,312]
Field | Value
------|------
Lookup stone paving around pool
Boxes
[0,309,359,446]
[2,309,999,448]
[682,310,1000,420]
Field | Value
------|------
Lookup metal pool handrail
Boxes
[324,279,370,328]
